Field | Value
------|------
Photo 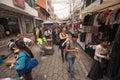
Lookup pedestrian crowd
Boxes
[1,23,112,80]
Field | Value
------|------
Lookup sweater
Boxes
[14,52,30,70]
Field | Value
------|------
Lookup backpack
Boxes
[17,52,39,76]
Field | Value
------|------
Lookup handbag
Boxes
[17,52,39,76]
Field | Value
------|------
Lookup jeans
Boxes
[68,56,76,78]
[60,45,67,62]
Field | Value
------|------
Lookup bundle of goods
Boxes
[4,55,14,66]
[44,46,54,55]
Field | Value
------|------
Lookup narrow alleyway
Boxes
[0,44,93,80]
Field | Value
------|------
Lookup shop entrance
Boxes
[0,17,20,39]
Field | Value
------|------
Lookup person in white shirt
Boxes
[44,29,52,39]
[87,39,109,80]
[17,34,34,49]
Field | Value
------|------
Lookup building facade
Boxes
[80,0,120,19]
[36,0,55,25]
[36,0,49,21]
[46,0,55,20]
[0,0,38,38]
[0,0,38,46]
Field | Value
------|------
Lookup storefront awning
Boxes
[35,17,43,21]
[82,0,120,13]
[43,20,54,24]
[91,0,120,12]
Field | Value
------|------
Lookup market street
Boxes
[0,44,93,80]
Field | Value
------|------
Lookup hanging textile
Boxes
[84,26,91,32]
[107,26,120,80]
[97,12,104,24]
[90,14,96,26]
[106,8,120,25]
[102,10,111,23]
[91,26,99,33]
[85,33,92,44]
[107,24,119,42]
[93,14,100,27]
[91,33,100,44]
[83,15,91,26]
[80,32,86,42]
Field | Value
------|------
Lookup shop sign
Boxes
[13,0,25,9]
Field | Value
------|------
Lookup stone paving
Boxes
[0,44,93,80]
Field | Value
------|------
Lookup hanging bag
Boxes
[17,52,39,76]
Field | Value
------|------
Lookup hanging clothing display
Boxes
[93,14,100,27]
[107,24,119,42]
[82,6,120,80]
[91,26,99,33]
[106,8,120,25]
[91,33,100,44]
[84,26,91,32]
[107,26,120,80]
[83,15,91,26]
[90,13,96,26]
[97,12,105,24]
[85,33,92,44]
[102,10,111,23]
[80,33,86,42]
[76,23,80,29]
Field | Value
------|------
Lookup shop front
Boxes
[80,3,120,58]
[0,8,35,40]
[0,0,38,46]
[0,8,20,39]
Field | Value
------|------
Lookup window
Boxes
[25,17,33,33]
[85,0,91,7]
[0,17,20,37]
[25,0,36,9]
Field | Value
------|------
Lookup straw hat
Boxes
[14,49,20,54]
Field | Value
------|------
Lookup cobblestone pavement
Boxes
[0,44,93,80]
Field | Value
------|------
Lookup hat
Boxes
[14,49,20,54]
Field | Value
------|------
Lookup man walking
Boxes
[65,33,80,80]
